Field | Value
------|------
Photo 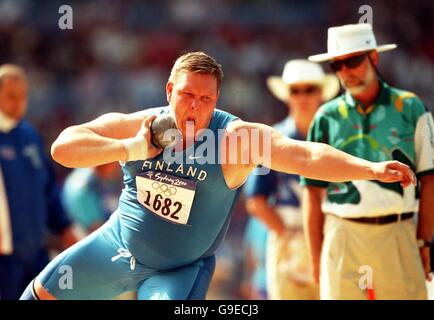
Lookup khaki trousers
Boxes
[320,214,427,300]
[267,229,319,300]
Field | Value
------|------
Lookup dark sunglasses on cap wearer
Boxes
[329,53,368,72]
[289,85,320,95]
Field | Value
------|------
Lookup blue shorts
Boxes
[36,212,215,300]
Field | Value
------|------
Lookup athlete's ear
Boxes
[166,82,173,103]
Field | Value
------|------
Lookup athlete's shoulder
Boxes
[214,108,238,119]
[211,108,239,130]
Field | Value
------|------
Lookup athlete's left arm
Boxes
[227,120,416,186]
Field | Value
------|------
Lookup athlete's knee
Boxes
[19,279,53,300]
[24,278,58,300]
[20,280,37,300]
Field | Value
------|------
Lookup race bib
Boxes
[136,171,196,225]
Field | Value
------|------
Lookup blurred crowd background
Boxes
[1,0,433,299]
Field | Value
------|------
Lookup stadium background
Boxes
[1,0,433,299]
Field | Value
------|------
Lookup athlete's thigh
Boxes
[138,255,216,300]
[36,229,136,300]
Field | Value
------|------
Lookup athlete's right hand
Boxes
[122,115,162,161]
[371,160,416,188]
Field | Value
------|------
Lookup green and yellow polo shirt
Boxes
[300,81,434,218]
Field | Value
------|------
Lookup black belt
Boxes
[335,212,414,225]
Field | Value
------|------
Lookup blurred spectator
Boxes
[62,162,122,235]
[0,64,77,300]
[244,59,339,299]
[240,217,268,299]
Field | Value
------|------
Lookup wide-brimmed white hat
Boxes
[309,23,397,62]
[267,59,340,102]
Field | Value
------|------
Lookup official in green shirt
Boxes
[301,23,434,300]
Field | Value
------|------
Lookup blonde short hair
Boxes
[169,52,223,89]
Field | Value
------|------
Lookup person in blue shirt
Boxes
[240,216,268,299]
[244,59,339,299]
[62,162,122,234]
[0,64,77,300]
[20,52,416,300]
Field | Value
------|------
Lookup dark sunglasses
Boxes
[329,53,367,72]
[289,86,320,95]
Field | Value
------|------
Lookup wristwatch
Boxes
[417,239,432,248]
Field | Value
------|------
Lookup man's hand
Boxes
[122,115,162,161]
[420,247,432,281]
[371,161,416,187]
